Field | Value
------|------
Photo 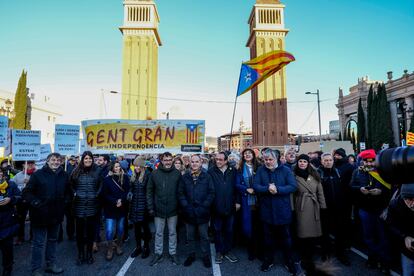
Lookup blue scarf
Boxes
[243,163,256,206]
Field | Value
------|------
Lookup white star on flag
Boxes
[245,72,251,83]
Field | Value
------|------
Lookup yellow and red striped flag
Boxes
[407,131,414,146]
[237,50,295,97]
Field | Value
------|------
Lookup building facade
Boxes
[247,0,289,147]
[337,70,414,146]
[0,89,62,146]
[218,131,253,152]
[120,0,161,120]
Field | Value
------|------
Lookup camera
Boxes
[376,146,414,184]
[364,186,374,190]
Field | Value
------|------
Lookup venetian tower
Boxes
[247,0,289,147]
[120,0,161,120]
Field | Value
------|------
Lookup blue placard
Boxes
[36,144,52,169]
[12,130,41,161]
[55,124,80,155]
[0,116,8,147]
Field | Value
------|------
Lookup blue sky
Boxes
[0,0,413,137]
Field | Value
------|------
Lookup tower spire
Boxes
[120,0,161,120]
[248,0,289,147]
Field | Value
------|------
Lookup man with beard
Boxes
[318,153,351,265]
[23,153,71,276]
[96,154,110,177]
[351,149,392,274]
[147,152,181,266]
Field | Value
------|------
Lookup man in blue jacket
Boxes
[209,151,239,264]
[253,148,303,275]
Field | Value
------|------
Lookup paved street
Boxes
[9,223,399,276]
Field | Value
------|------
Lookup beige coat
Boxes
[294,175,327,238]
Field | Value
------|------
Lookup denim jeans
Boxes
[186,223,209,256]
[358,209,390,264]
[212,215,234,254]
[154,216,177,255]
[401,253,414,276]
[105,217,125,241]
[31,224,60,272]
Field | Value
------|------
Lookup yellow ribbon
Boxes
[0,181,8,194]
[369,171,391,190]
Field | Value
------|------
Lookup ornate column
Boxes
[389,100,400,145]
[405,96,414,130]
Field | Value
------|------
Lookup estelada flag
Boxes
[407,131,414,146]
[236,50,295,97]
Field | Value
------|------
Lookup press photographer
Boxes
[376,147,414,276]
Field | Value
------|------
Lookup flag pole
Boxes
[229,96,238,152]
[229,64,244,152]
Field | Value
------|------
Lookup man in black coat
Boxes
[209,152,239,264]
[179,154,215,268]
[333,148,354,188]
[318,153,351,265]
[23,153,71,276]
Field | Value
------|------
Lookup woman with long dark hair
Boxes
[70,151,102,265]
[235,148,261,260]
[293,154,326,273]
[173,156,186,175]
[129,156,151,259]
[101,161,130,261]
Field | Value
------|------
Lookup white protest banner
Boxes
[36,144,52,169]
[12,130,41,161]
[55,124,80,155]
[3,129,12,156]
[0,116,8,148]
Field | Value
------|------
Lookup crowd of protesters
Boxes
[0,146,413,276]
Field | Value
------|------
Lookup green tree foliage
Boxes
[357,98,366,152]
[370,84,394,150]
[380,84,394,147]
[11,70,31,130]
[366,85,374,148]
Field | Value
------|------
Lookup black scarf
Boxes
[296,168,309,180]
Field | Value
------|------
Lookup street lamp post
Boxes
[306,89,322,150]
[100,90,120,118]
